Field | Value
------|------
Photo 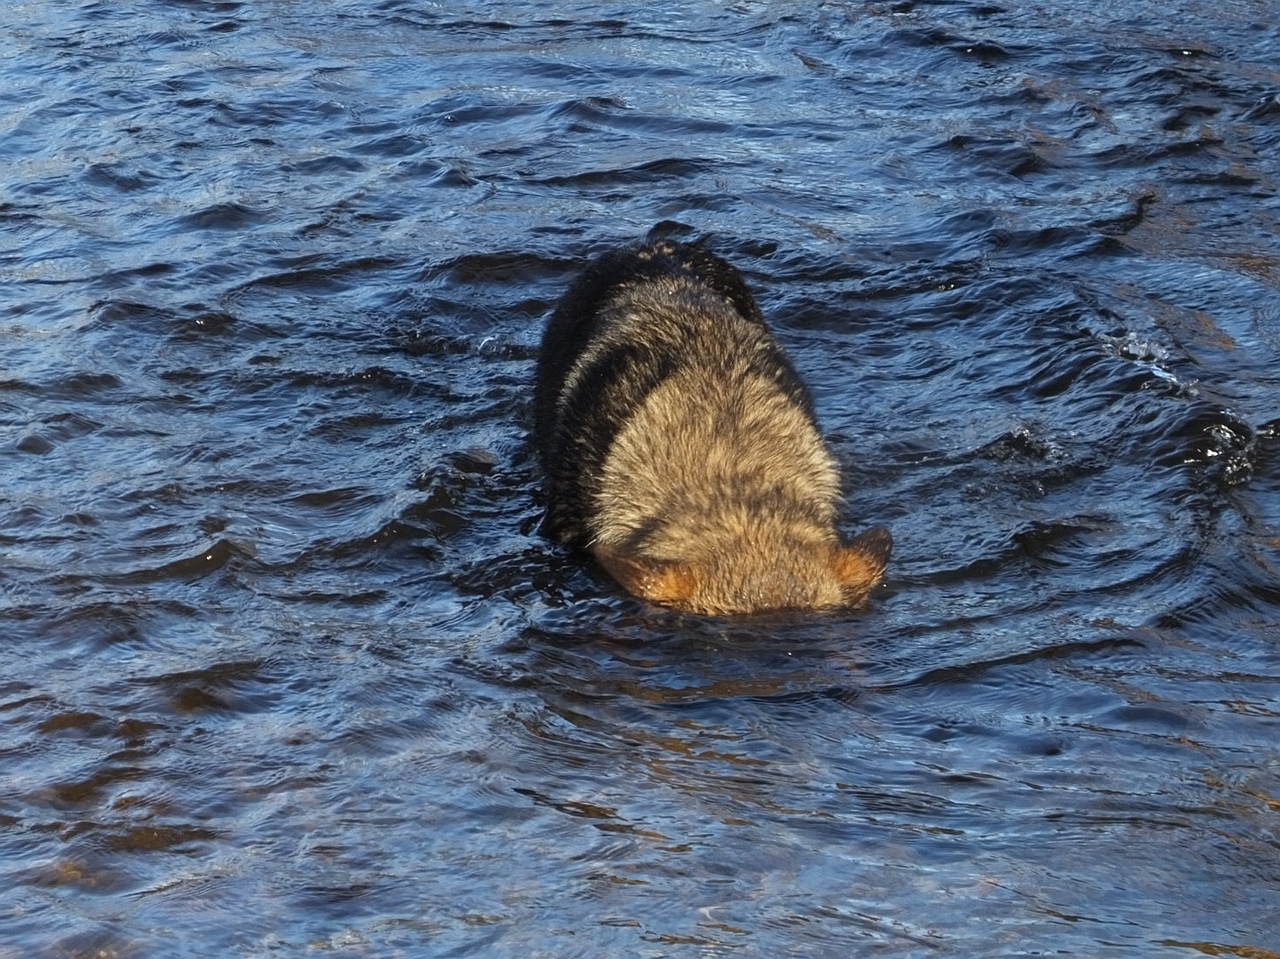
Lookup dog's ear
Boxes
[593,546,698,608]
[831,526,892,605]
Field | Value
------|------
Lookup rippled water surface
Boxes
[4,1,1280,956]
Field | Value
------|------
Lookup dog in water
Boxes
[533,239,891,616]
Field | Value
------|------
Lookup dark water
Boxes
[3,1,1279,956]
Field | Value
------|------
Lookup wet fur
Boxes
[534,240,890,615]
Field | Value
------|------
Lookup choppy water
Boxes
[3,1,1279,956]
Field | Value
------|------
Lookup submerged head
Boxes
[592,525,892,616]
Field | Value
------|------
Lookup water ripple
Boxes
[2,0,1278,956]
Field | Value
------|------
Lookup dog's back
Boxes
[534,240,890,615]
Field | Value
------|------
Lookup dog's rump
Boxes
[534,241,821,547]
[533,238,891,615]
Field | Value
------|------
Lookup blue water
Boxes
[3,2,1278,956]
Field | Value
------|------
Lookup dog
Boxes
[533,239,891,615]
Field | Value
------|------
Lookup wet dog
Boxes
[534,239,891,615]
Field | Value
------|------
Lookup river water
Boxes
[3,1,1279,956]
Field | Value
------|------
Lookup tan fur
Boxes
[584,298,887,615]
[538,243,891,615]
[592,548,699,608]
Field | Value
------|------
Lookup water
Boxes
[3,1,1278,956]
